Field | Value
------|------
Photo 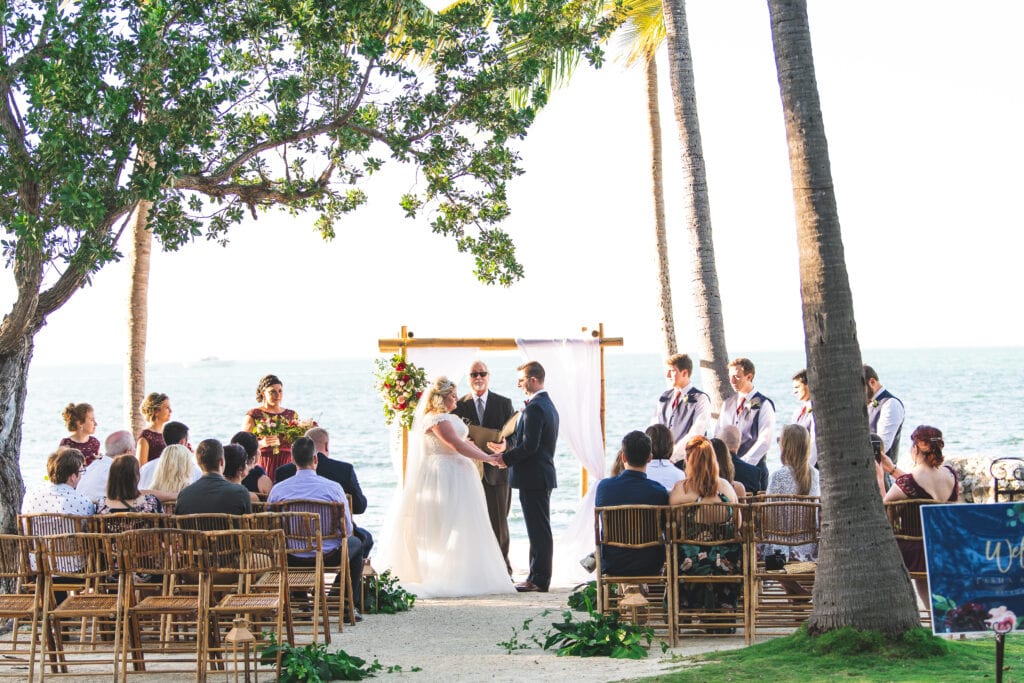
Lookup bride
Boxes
[378,376,516,598]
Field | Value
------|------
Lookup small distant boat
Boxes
[183,356,233,368]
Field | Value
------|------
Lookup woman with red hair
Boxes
[880,425,959,602]
[669,436,742,615]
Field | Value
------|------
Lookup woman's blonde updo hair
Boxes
[140,392,169,422]
[424,376,457,413]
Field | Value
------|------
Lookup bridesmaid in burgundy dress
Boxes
[242,374,298,479]
[60,402,100,466]
[137,392,172,465]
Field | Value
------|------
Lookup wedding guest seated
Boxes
[267,437,364,613]
[231,431,272,497]
[146,444,201,496]
[136,392,172,464]
[175,439,252,515]
[59,402,100,466]
[711,437,747,499]
[720,425,768,495]
[764,424,820,596]
[276,427,373,558]
[595,431,669,576]
[78,430,134,504]
[879,425,959,604]
[223,443,260,504]
[669,437,742,613]
[96,454,163,514]
[644,424,685,491]
[139,420,190,489]
[22,448,95,517]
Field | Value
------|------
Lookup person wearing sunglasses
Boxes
[453,360,516,576]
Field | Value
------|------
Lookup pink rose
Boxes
[988,606,1016,634]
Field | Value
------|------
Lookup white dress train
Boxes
[378,412,515,598]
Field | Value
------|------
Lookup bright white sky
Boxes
[7,1,1023,366]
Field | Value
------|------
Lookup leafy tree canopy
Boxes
[0,0,616,351]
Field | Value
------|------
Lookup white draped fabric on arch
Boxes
[384,338,606,585]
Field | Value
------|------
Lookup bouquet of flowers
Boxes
[374,353,427,429]
[253,415,318,454]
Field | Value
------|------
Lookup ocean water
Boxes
[19,347,1024,543]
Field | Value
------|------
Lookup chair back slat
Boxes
[19,512,95,536]
[751,501,820,546]
[244,511,322,556]
[595,505,664,548]
[669,502,744,546]
[172,513,243,532]
[119,527,209,576]
[885,499,938,540]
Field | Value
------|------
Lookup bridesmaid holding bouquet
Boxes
[242,374,298,479]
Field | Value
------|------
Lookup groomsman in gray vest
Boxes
[864,364,905,465]
[791,369,817,467]
[454,360,516,575]
[716,357,776,479]
[651,353,711,463]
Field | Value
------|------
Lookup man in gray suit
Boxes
[453,360,516,575]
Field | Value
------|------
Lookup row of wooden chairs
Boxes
[0,527,288,683]
[18,499,359,640]
[594,497,935,647]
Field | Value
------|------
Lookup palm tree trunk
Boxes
[767,0,919,634]
[660,0,731,410]
[0,333,35,534]
[125,200,153,439]
[645,55,677,358]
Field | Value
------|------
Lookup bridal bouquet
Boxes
[253,415,318,453]
[374,353,427,429]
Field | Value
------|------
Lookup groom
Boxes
[489,361,559,593]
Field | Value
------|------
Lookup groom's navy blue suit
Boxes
[501,390,558,591]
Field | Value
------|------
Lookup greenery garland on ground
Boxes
[261,634,383,682]
[498,581,664,659]
[363,570,417,614]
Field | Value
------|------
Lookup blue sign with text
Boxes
[922,503,1024,635]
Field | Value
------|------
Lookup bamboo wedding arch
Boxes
[378,324,624,494]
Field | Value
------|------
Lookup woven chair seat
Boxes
[213,594,282,611]
[255,569,317,590]
[0,595,36,615]
[132,595,204,613]
[785,561,816,574]
[53,594,119,616]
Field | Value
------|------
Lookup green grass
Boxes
[628,627,1024,682]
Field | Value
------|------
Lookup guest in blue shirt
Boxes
[595,431,669,576]
[268,437,364,610]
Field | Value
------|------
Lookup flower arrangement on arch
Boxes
[374,353,427,429]
[253,414,318,454]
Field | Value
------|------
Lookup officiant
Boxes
[454,360,516,576]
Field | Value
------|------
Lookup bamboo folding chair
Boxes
[668,501,748,642]
[37,533,122,682]
[118,528,211,683]
[0,534,44,683]
[245,512,329,642]
[885,498,940,625]
[592,505,672,644]
[204,529,290,680]
[747,499,821,642]
[94,514,166,598]
[268,499,357,627]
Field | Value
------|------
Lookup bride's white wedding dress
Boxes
[378,412,515,598]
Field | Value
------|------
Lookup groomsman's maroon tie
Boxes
[671,391,680,409]
[736,397,746,415]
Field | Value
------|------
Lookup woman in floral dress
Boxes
[668,436,743,613]
[242,374,299,479]
[96,455,163,514]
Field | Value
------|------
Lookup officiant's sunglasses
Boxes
[470,372,489,378]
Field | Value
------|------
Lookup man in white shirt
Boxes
[651,353,711,463]
[716,357,776,478]
[77,430,134,503]
[791,369,817,468]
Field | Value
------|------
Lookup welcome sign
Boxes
[922,503,1024,635]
